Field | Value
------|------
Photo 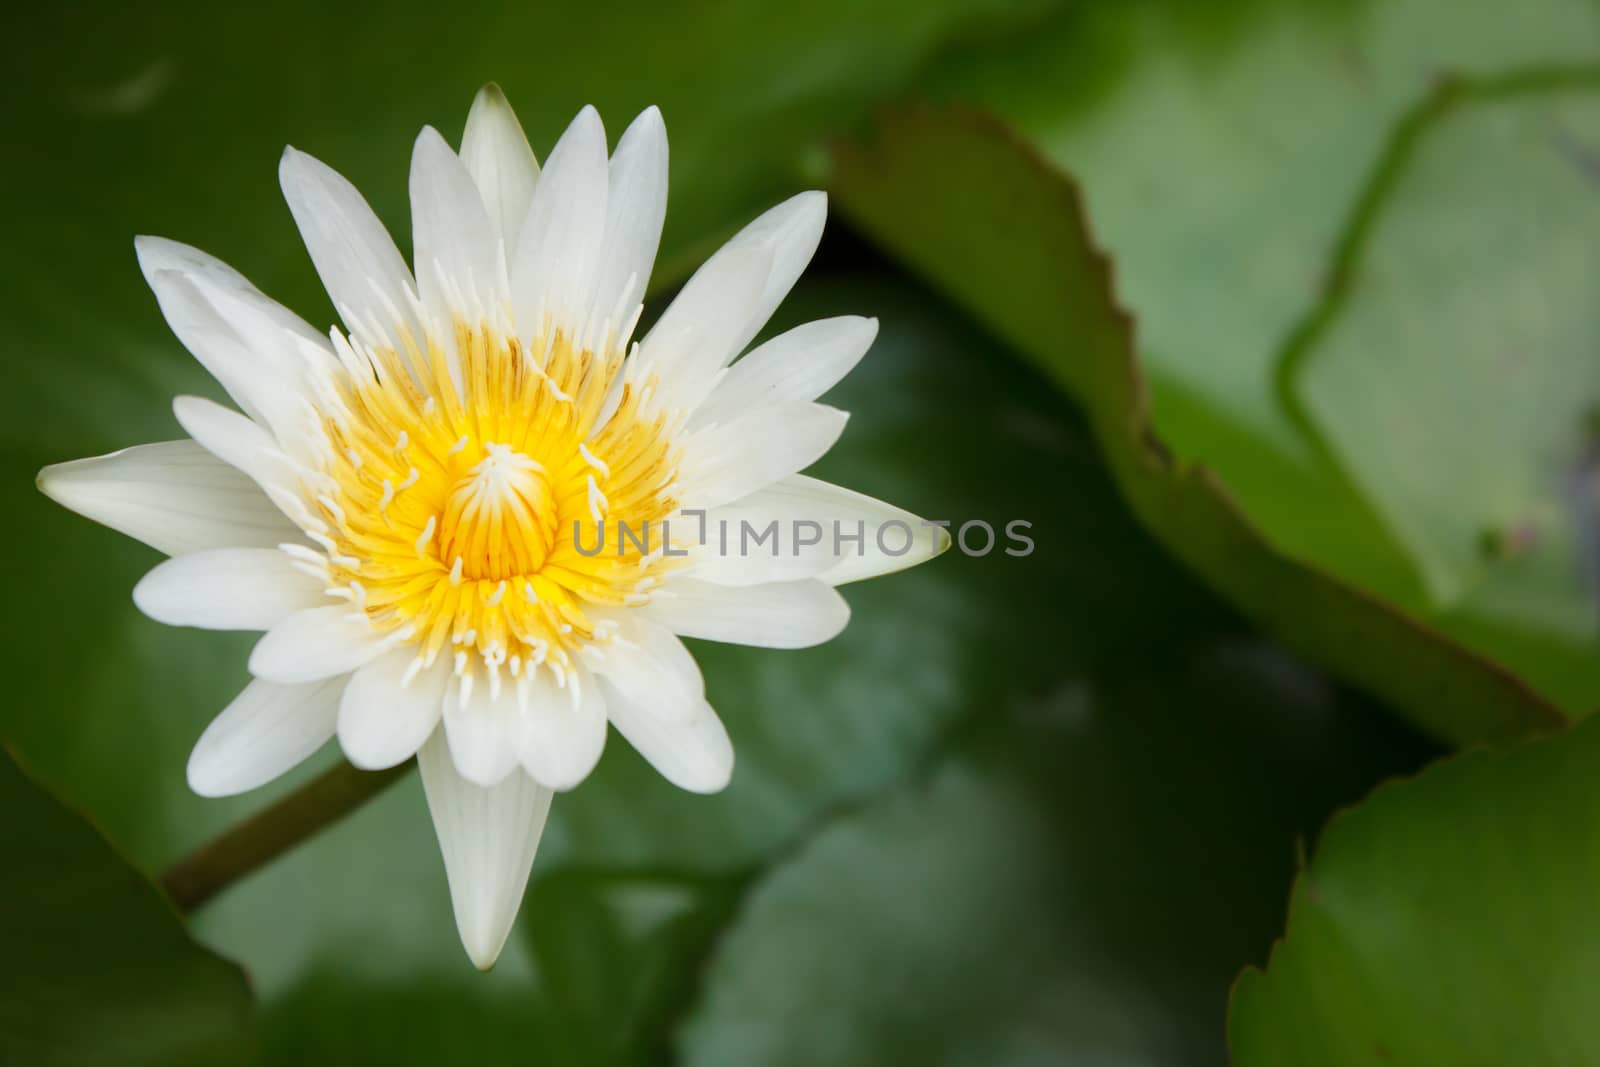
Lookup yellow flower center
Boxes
[307,316,682,684]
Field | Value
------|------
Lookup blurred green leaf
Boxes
[1293,70,1600,711]
[522,869,743,1063]
[831,105,1563,746]
[678,647,1423,1066]
[867,0,1600,717]
[0,747,254,1067]
[1230,714,1600,1065]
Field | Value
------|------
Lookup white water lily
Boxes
[37,86,946,969]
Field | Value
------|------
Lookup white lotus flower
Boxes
[37,86,946,969]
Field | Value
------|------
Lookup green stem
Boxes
[161,759,413,913]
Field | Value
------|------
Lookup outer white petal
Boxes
[583,616,704,725]
[690,474,950,586]
[36,441,300,555]
[248,605,389,684]
[510,106,608,338]
[602,683,733,795]
[588,106,667,333]
[680,401,848,509]
[134,548,326,630]
[135,237,331,440]
[692,316,876,429]
[172,396,315,529]
[135,236,328,352]
[187,676,345,797]
[516,667,607,791]
[418,729,553,970]
[460,84,539,249]
[279,147,422,352]
[443,678,522,787]
[634,243,772,415]
[641,191,825,414]
[644,577,849,649]
[410,125,504,334]
[337,649,450,770]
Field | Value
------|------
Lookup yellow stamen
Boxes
[309,318,681,682]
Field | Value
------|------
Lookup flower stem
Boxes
[161,759,413,913]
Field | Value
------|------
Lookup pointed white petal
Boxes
[410,125,504,331]
[634,243,772,414]
[588,106,667,331]
[731,191,828,353]
[680,402,848,509]
[279,147,422,351]
[690,474,949,586]
[248,605,388,684]
[171,396,306,524]
[602,684,733,794]
[419,730,552,970]
[516,667,607,791]
[139,269,287,429]
[644,577,848,648]
[584,615,704,724]
[510,106,608,338]
[187,676,344,797]
[134,548,326,630]
[135,236,325,348]
[645,191,825,408]
[442,678,522,787]
[337,649,449,770]
[460,84,539,249]
[692,316,876,428]
[36,441,299,555]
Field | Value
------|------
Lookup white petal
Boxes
[644,577,849,648]
[692,316,876,428]
[583,616,704,724]
[443,677,522,787]
[172,396,308,524]
[680,402,848,509]
[139,269,284,430]
[459,84,539,249]
[134,548,326,630]
[410,125,503,331]
[248,605,388,684]
[134,236,327,351]
[279,147,422,352]
[644,192,825,411]
[691,474,950,586]
[588,106,667,333]
[634,243,772,414]
[510,106,608,338]
[602,683,733,795]
[516,668,607,791]
[36,441,299,556]
[187,676,344,797]
[728,191,828,354]
[136,238,325,432]
[337,649,449,770]
[418,730,552,970]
